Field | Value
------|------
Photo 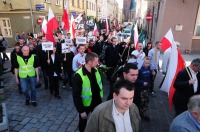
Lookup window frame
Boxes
[0,18,13,38]
[193,6,200,39]
[55,0,60,5]
[45,0,51,3]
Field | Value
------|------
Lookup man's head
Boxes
[143,57,150,68]
[113,79,135,113]
[111,37,117,45]
[138,43,143,51]
[67,33,71,39]
[188,95,200,124]
[28,44,34,51]
[77,44,85,55]
[19,39,24,46]
[22,46,30,56]
[15,42,21,52]
[85,52,99,68]
[123,63,139,83]
[190,58,200,72]
[155,41,162,50]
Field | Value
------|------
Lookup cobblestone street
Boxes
[1,50,199,132]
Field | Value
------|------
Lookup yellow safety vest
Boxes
[76,68,103,107]
[17,55,35,78]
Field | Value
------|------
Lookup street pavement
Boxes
[1,49,200,132]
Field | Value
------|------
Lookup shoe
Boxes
[25,100,30,106]
[36,83,41,88]
[68,86,72,89]
[62,85,66,88]
[150,92,155,97]
[32,102,37,107]
[2,68,8,71]
[141,115,150,121]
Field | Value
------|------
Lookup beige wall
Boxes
[154,0,199,53]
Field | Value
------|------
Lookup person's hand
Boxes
[80,112,87,119]
[189,79,196,85]
[78,62,82,67]
[36,76,39,83]
[144,82,148,86]
[64,58,66,61]
[16,78,19,84]
[152,70,156,76]
[47,59,50,64]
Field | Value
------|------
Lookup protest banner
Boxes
[33,34,38,38]
[65,39,73,45]
[88,36,95,41]
[76,37,86,44]
[42,42,53,50]
[62,43,70,53]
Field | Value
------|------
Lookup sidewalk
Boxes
[1,51,199,132]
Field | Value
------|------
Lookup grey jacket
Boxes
[85,100,141,132]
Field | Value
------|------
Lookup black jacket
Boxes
[61,51,74,72]
[72,66,102,113]
[46,53,61,77]
[35,44,48,68]
[173,67,200,113]
[10,49,22,74]
[105,44,120,68]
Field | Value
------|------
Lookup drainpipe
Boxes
[29,0,35,34]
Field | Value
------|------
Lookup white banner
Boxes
[76,37,86,44]
[62,43,69,53]
[65,39,73,45]
[42,42,53,50]
[88,36,95,42]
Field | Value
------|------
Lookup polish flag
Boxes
[70,15,76,39]
[160,29,185,109]
[134,22,139,49]
[42,18,47,34]
[93,23,98,36]
[62,5,70,30]
[46,7,59,43]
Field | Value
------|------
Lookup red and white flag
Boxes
[46,7,59,43]
[160,29,185,109]
[62,5,70,31]
[134,22,139,49]
[70,15,76,39]
[93,23,98,36]
[106,18,109,34]
[42,18,47,34]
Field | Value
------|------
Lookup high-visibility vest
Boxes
[17,55,35,78]
[76,68,103,107]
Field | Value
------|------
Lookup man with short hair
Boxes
[170,95,200,132]
[72,52,103,132]
[72,44,86,72]
[85,79,141,132]
[131,43,145,69]
[148,41,162,96]
[14,46,39,107]
[173,58,200,116]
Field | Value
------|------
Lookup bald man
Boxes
[131,43,145,69]
[14,46,40,107]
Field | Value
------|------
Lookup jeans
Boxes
[20,76,36,102]
[63,70,73,87]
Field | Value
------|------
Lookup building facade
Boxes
[123,0,136,22]
[146,0,200,53]
[0,0,64,46]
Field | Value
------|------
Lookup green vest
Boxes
[76,68,103,107]
[17,55,35,78]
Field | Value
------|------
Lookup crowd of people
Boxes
[1,28,200,132]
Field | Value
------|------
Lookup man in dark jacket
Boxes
[173,58,200,116]
[72,52,103,132]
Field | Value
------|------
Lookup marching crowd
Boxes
[0,28,200,132]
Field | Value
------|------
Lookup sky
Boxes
[117,0,123,9]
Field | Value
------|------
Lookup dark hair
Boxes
[155,41,161,45]
[114,79,135,95]
[15,42,20,46]
[191,58,200,67]
[85,52,98,63]
[67,33,71,35]
[123,63,138,73]
[111,37,117,42]
[77,44,85,49]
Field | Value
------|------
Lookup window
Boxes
[45,0,51,3]
[77,0,80,8]
[89,2,91,10]
[0,18,12,37]
[56,0,60,5]
[94,4,95,11]
[72,0,75,6]
[194,6,200,37]
[82,0,84,9]
[87,1,88,9]
[91,3,93,10]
